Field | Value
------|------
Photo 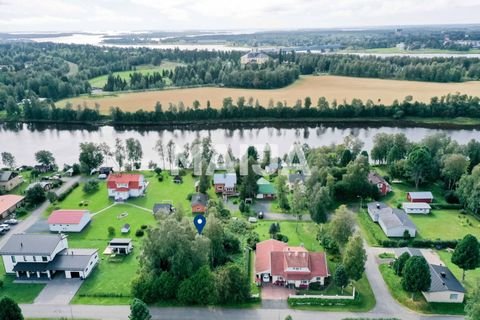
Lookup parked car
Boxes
[248,217,257,223]
[257,211,264,219]
[262,274,270,282]
[98,174,107,179]
[4,219,18,225]
[0,224,10,232]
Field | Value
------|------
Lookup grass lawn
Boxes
[88,62,182,88]
[68,203,157,305]
[411,210,480,241]
[437,250,480,294]
[254,221,322,251]
[379,263,465,315]
[0,260,46,303]
[380,179,447,208]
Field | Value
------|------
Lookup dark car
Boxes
[257,211,264,219]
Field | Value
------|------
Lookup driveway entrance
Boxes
[34,277,83,305]
[261,284,295,300]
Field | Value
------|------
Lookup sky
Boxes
[0,0,479,32]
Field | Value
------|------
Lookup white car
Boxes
[262,274,270,282]
[0,224,10,231]
[248,217,257,223]
[4,219,18,225]
[98,173,107,179]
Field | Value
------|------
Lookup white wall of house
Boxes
[0,175,23,191]
[2,237,68,273]
[64,252,98,279]
[49,214,91,232]
[422,291,464,303]
[403,207,430,214]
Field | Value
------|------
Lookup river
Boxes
[0,123,478,168]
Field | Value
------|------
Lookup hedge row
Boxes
[381,239,458,249]
[288,296,358,307]
[57,182,79,201]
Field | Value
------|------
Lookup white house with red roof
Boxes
[255,239,329,289]
[48,210,91,232]
[107,173,147,201]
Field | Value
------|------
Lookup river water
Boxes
[0,123,478,168]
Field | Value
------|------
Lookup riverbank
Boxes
[2,116,480,130]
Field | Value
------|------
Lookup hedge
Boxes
[288,296,358,307]
[430,203,463,210]
[57,182,79,201]
[381,239,458,249]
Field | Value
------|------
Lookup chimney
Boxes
[441,272,446,278]
[20,242,23,248]
[376,203,380,209]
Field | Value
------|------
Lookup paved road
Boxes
[262,212,312,221]
[34,278,83,305]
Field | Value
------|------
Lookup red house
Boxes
[191,193,208,213]
[213,173,237,195]
[107,174,147,201]
[368,172,391,196]
[407,192,433,203]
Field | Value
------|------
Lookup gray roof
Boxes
[288,173,305,184]
[53,249,97,271]
[191,193,208,207]
[213,173,237,188]
[0,234,65,256]
[0,171,15,182]
[153,203,173,214]
[402,202,431,209]
[368,172,388,185]
[243,51,270,59]
[109,238,132,245]
[408,192,433,200]
[379,209,416,230]
[429,264,465,293]
[367,202,389,212]
[26,181,52,191]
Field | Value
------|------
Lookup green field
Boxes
[88,62,182,88]
[0,260,46,303]
[379,264,465,315]
[437,250,480,294]
[411,210,480,240]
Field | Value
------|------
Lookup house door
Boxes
[70,272,81,278]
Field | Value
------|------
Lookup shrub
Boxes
[108,226,115,237]
[274,233,289,243]
[141,225,148,230]
[57,182,79,201]
[15,207,28,217]
[0,279,3,289]
[83,179,99,194]
[157,175,164,182]
[444,190,460,204]
[135,229,145,237]
[430,203,462,210]
[25,184,46,206]
[46,191,57,203]
[186,193,193,201]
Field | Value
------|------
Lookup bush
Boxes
[0,279,3,289]
[186,193,193,201]
[57,182,79,201]
[46,191,57,203]
[430,203,462,210]
[108,226,115,237]
[83,179,99,194]
[25,184,46,206]
[158,175,164,182]
[141,225,148,230]
[135,229,145,237]
[15,207,28,217]
[444,190,460,204]
[274,233,289,243]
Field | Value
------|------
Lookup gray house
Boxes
[367,202,417,237]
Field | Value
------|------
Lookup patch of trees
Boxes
[131,214,249,305]
[103,72,165,91]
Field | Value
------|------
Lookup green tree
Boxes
[405,146,432,188]
[334,264,349,293]
[393,252,411,276]
[402,256,431,299]
[204,215,227,267]
[1,152,16,169]
[269,222,280,238]
[290,182,307,231]
[114,138,126,171]
[342,233,366,281]
[0,296,24,320]
[342,155,371,197]
[126,138,143,169]
[457,165,480,215]
[35,150,55,166]
[465,283,480,320]
[308,183,331,223]
[83,179,100,194]
[340,149,353,167]
[441,153,469,190]
[328,205,355,247]
[451,234,480,281]
[177,266,218,305]
[129,298,151,320]
[216,263,251,304]
[25,184,46,206]
[239,158,258,199]
[79,142,104,174]
[276,175,289,211]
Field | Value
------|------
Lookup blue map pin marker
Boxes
[193,214,206,234]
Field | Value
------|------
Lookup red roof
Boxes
[255,239,287,273]
[107,173,142,190]
[0,195,24,214]
[48,210,89,224]
[255,239,329,280]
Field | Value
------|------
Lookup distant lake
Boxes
[1,123,479,168]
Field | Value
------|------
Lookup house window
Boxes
[11,256,16,263]
[316,277,321,281]
[450,294,459,300]
[301,280,308,284]
[33,256,36,262]
[42,256,48,262]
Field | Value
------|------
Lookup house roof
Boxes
[213,173,237,188]
[48,210,90,225]
[53,249,98,271]
[0,194,24,213]
[367,202,390,212]
[402,202,431,209]
[379,209,416,230]
[107,173,143,190]
[255,239,287,273]
[153,203,173,214]
[0,234,65,256]
[288,173,305,184]
[429,264,465,293]
[26,181,51,191]
[0,171,15,182]
[368,172,389,185]
[257,178,276,194]
[109,238,132,245]
[242,51,270,59]
[270,249,329,280]
[191,193,208,207]
[408,192,433,200]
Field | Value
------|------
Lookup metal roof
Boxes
[429,264,465,293]
[402,202,431,209]
[0,234,65,256]
[191,193,208,207]
[408,192,434,199]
